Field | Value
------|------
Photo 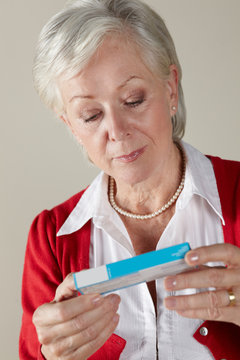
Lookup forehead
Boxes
[86,35,149,67]
[62,37,156,87]
[57,35,166,108]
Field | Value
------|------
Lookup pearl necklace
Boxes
[109,145,186,220]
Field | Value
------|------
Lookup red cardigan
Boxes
[19,156,240,359]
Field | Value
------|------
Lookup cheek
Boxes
[67,117,91,141]
[67,122,83,143]
[149,101,172,132]
[81,128,106,158]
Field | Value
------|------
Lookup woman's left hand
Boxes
[164,243,240,326]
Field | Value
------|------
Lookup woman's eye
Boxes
[125,98,144,107]
[84,112,101,123]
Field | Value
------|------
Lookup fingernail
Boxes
[109,294,120,306]
[92,295,102,305]
[165,276,177,290]
[165,297,177,309]
[188,251,199,263]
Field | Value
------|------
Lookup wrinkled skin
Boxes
[33,273,120,360]
[164,244,240,327]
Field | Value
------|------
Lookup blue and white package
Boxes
[73,242,191,295]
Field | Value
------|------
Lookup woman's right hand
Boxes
[32,273,120,360]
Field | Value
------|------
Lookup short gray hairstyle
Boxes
[33,0,186,140]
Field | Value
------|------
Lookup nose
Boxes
[106,108,131,142]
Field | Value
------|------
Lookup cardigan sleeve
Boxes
[19,210,62,360]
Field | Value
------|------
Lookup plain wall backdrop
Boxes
[1,0,239,358]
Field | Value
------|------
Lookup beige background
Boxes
[1,0,239,358]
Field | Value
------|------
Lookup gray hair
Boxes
[33,0,186,140]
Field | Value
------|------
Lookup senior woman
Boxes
[20,0,240,359]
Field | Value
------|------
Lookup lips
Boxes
[114,146,146,163]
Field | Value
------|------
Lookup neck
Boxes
[110,142,185,217]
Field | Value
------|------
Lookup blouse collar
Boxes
[57,141,224,237]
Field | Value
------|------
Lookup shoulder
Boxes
[207,155,240,221]
[32,188,88,235]
[207,156,240,246]
[50,188,87,219]
[208,155,240,172]
[207,155,240,186]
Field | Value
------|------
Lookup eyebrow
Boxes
[69,75,142,103]
[69,94,94,103]
[117,75,142,89]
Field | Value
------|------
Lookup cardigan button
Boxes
[199,327,208,336]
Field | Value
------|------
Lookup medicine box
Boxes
[73,242,190,295]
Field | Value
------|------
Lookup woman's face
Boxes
[58,36,178,185]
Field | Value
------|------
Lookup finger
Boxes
[164,267,240,291]
[33,293,104,327]
[36,294,120,344]
[70,314,120,360]
[176,306,240,326]
[54,272,78,302]
[185,243,240,268]
[164,289,231,311]
[47,309,120,357]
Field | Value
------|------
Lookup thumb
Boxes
[54,272,79,302]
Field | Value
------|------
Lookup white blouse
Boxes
[58,142,225,360]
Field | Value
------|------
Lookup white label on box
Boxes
[74,265,108,288]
